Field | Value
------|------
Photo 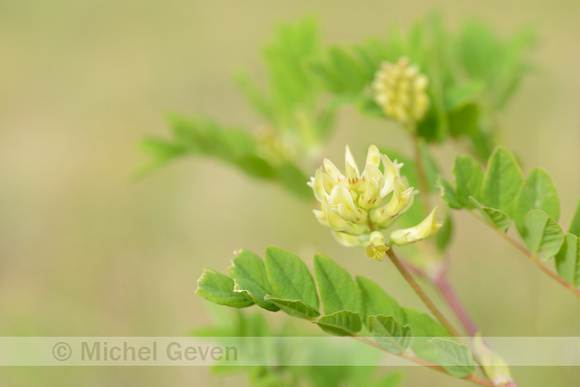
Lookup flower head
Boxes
[372,57,430,128]
[309,145,440,259]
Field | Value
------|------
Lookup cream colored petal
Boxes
[390,206,443,246]
[332,231,362,247]
[345,145,360,177]
[322,158,344,181]
[365,145,381,168]
[309,167,326,202]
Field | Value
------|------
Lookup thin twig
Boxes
[433,274,479,337]
[412,134,432,214]
[386,249,462,338]
[471,210,580,299]
[353,334,495,386]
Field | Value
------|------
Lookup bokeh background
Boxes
[1,0,579,386]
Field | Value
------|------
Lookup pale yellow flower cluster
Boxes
[372,57,430,127]
[308,145,442,260]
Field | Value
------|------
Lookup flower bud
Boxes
[473,334,514,386]
[390,206,443,246]
[366,231,389,262]
[372,57,430,127]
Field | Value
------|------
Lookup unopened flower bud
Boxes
[372,57,430,127]
[473,334,514,386]
[366,231,389,261]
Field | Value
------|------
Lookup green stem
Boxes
[386,249,462,338]
[353,335,495,386]
[412,133,431,215]
[398,257,479,337]
[471,210,580,299]
[433,274,479,337]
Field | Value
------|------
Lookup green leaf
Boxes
[237,155,275,178]
[481,147,523,216]
[234,71,274,122]
[555,234,580,287]
[521,210,564,261]
[452,155,484,208]
[274,162,312,200]
[315,310,362,336]
[444,80,486,111]
[263,297,320,320]
[436,211,454,250]
[356,276,405,325]
[513,168,560,233]
[438,176,462,209]
[229,250,280,312]
[368,315,412,353]
[568,200,580,237]
[376,372,405,387]
[403,307,450,363]
[469,197,511,232]
[458,20,533,110]
[264,247,319,310]
[448,104,479,137]
[313,254,363,315]
[428,338,475,378]
[196,268,254,308]
[418,141,441,192]
[328,47,366,92]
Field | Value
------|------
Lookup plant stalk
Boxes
[386,249,462,338]
[433,274,479,337]
[472,211,580,299]
[412,134,432,214]
[353,334,495,386]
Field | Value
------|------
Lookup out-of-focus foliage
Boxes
[309,14,534,159]
[235,18,335,145]
[141,15,534,199]
[192,304,404,387]
[141,19,332,200]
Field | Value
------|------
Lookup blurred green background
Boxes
[1,0,579,386]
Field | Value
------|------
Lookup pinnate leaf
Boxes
[569,200,580,237]
[429,338,475,378]
[356,276,405,325]
[555,234,580,287]
[196,268,254,308]
[513,168,560,233]
[469,197,511,232]
[265,247,319,310]
[313,254,363,315]
[453,155,484,208]
[315,310,363,336]
[481,146,523,216]
[368,315,412,354]
[521,210,564,261]
[229,250,280,312]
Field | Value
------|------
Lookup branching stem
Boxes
[471,210,580,299]
[353,334,495,386]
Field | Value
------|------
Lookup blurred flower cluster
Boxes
[373,57,430,128]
